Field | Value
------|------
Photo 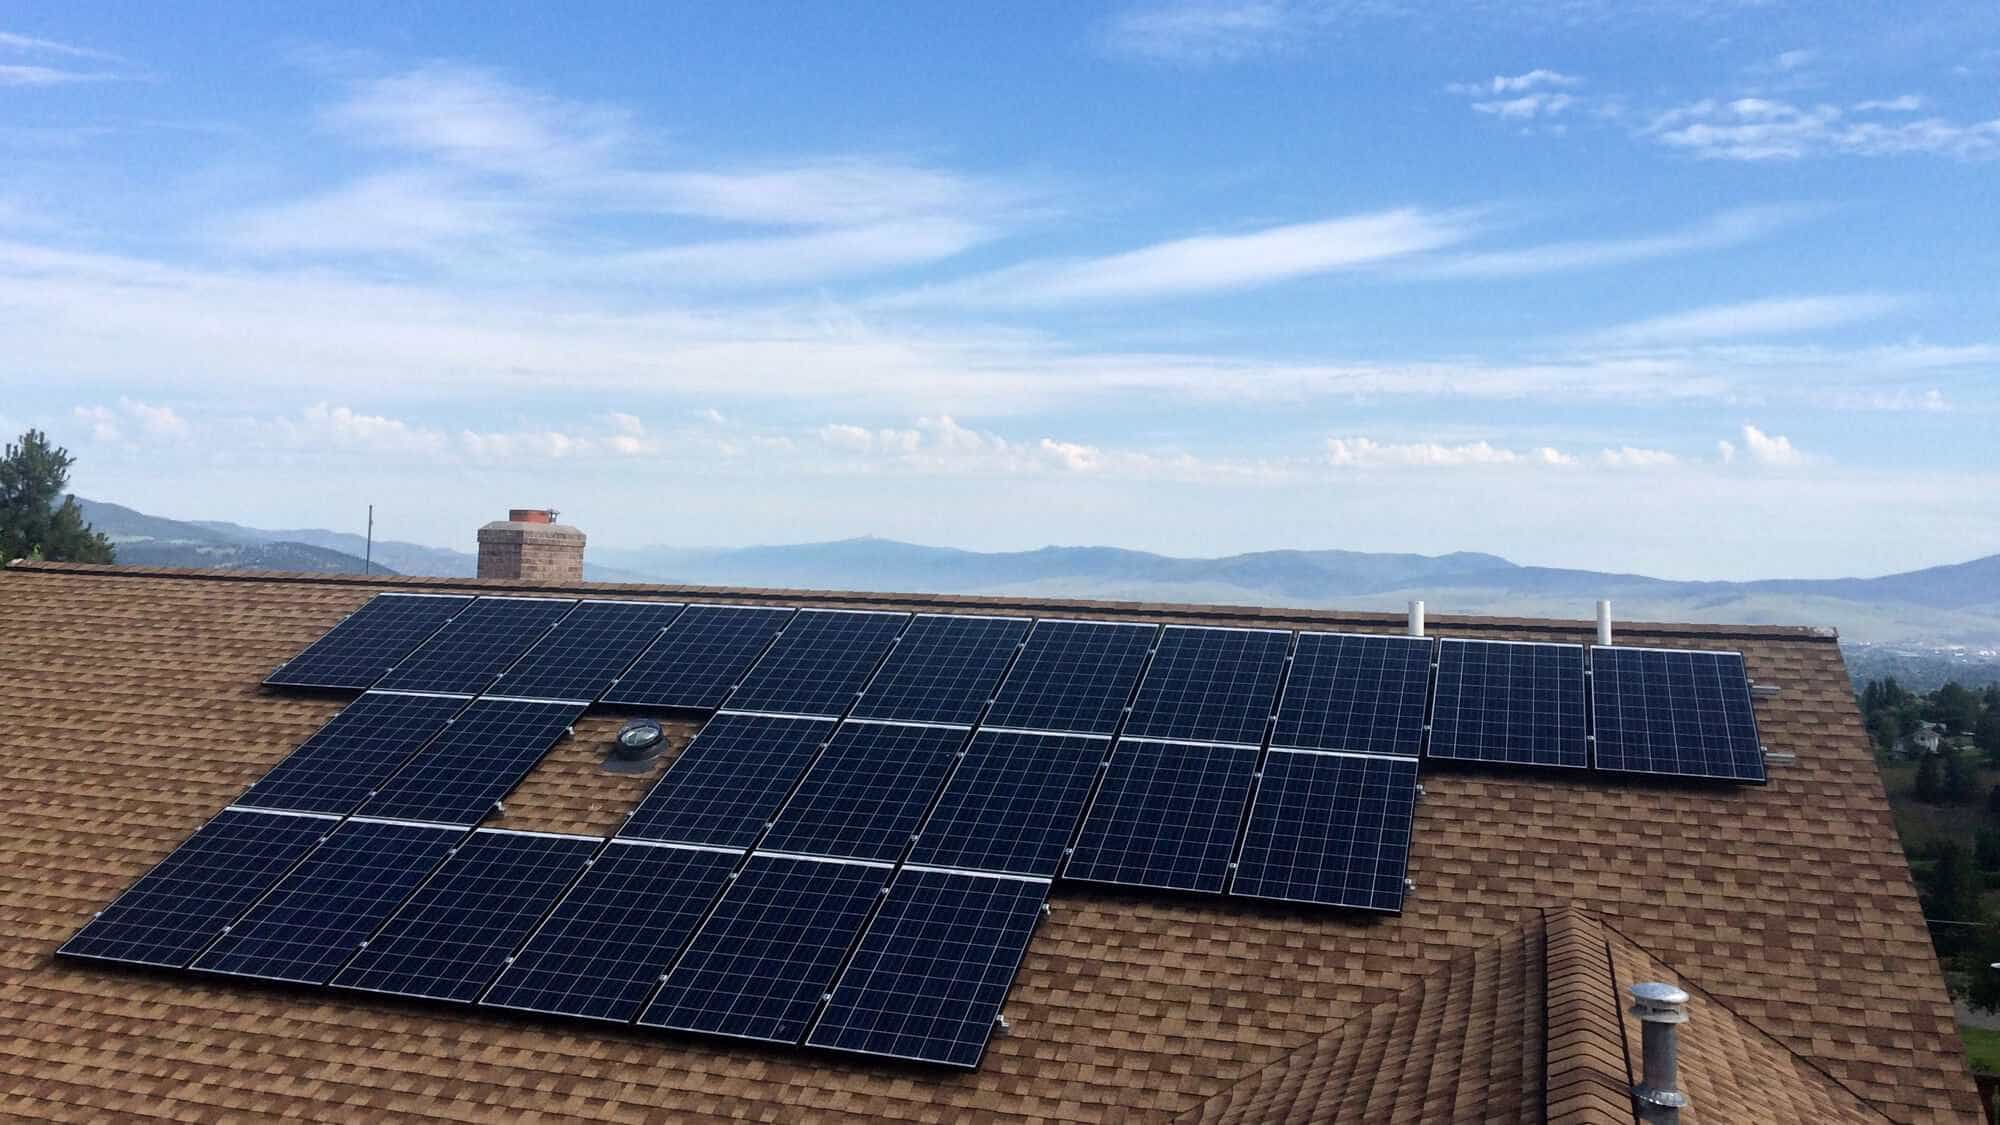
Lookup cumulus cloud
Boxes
[1598,446,1678,467]
[71,397,187,442]
[1739,424,1804,466]
[1446,69,1582,96]
[1326,437,1545,468]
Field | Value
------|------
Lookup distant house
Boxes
[1909,721,1944,755]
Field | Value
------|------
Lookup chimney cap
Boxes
[1629,981,1690,1021]
[508,508,556,524]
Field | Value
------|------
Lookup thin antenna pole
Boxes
[365,504,374,575]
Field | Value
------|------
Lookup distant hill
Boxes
[73,498,391,575]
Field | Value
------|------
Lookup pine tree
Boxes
[1946,751,1981,805]
[0,430,113,564]
[1915,753,1944,803]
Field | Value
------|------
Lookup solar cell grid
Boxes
[481,841,740,1023]
[264,593,471,690]
[1064,739,1259,894]
[616,712,835,847]
[1427,639,1588,769]
[725,609,909,717]
[640,853,892,1044]
[600,604,796,710]
[908,730,1105,877]
[57,808,333,968]
[332,829,599,1003]
[1123,626,1290,747]
[807,868,1048,1068]
[1272,633,1432,756]
[356,697,583,826]
[761,720,967,862]
[983,620,1155,736]
[374,597,577,696]
[490,600,685,703]
[1592,646,1765,783]
[1231,750,1417,912]
[851,614,1030,725]
[191,819,461,984]
[236,691,466,816]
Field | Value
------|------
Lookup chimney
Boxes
[477,508,585,583]
[1629,982,1690,1123]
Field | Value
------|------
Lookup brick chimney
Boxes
[477,508,585,583]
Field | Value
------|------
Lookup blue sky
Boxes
[2,2,1995,579]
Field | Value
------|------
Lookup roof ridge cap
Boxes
[1543,905,1638,1125]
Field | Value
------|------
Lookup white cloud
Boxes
[1411,205,1813,279]
[325,62,627,178]
[1717,439,1736,464]
[72,405,119,443]
[1822,387,1951,413]
[1447,69,1581,96]
[210,171,526,258]
[1771,49,1815,73]
[1598,445,1678,467]
[71,398,187,442]
[593,219,990,288]
[0,31,123,61]
[1855,95,1925,113]
[1470,92,1576,120]
[1326,436,1542,468]
[1587,294,1904,345]
[0,63,116,87]
[1103,1,1302,64]
[1645,96,2000,161]
[1739,423,1804,465]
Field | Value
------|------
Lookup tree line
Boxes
[0,430,114,564]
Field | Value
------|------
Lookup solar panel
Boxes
[372,596,577,696]
[265,593,471,690]
[481,841,739,1023]
[235,691,467,816]
[640,853,892,1044]
[599,604,795,711]
[1591,646,1765,783]
[851,614,1030,725]
[1064,739,1259,894]
[190,818,461,984]
[56,808,333,968]
[983,619,1155,736]
[616,712,835,848]
[1428,639,1587,769]
[331,829,599,1003]
[1230,750,1417,912]
[908,730,1106,877]
[807,867,1048,1068]
[1123,626,1290,747]
[1272,633,1432,756]
[761,720,967,862]
[489,600,685,703]
[356,698,584,826]
[725,609,909,717]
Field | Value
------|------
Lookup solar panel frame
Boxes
[330,828,600,1004]
[372,596,578,696]
[907,729,1107,877]
[616,712,836,848]
[1590,645,1767,783]
[599,604,797,711]
[56,807,335,969]
[264,593,472,691]
[806,866,1049,1069]
[983,619,1156,736]
[760,720,969,863]
[1229,749,1418,913]
[355,697,584,826]
[639,852,893,1045]
[488,599,686,703]
[234,690,469,816]
[1272,632,1433,756]
[1427,638,1588,770]
[724,609,910,718]
[850,613,1031,726]
[190,818,462,984]
[1063,738,1260,894]
[480,840,741,1024]
[1122,625,1291,747]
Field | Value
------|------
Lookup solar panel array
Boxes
[761,720,967,862]
[617,712,834,848]
[984,619,1154,735]
[1232,751,1418,912]
[492,600,686,703]
[852,614,1029,725]
[725,609,909,717]
[375,597,577,696]
[264,594,470,690]
[1591,647,1765,783]
[601,604,794,710]
[356,698,584,825]
[1066,739,1260,893]
[237,691,467,816]
[1124,626,1290,746]
[1274,633,1432,755]
[1428,639,1588,770]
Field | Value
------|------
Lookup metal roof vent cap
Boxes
[1629,981,1690,1124]
[605,718,667,773]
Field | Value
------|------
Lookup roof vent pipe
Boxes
[1407,600,1425,638]
[1596,600,1613,646]
[1629,982,1690,1123]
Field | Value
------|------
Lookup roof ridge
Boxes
[1542,906,1637,1124]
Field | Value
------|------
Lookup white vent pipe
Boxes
[1407,600,1425,638]
[1596,600,1613,645]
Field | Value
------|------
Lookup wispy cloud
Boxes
[1410,205,1813,280]
[1645,96,2000,160]
[1587,294,1905,346]
[0,30,124,62]
[0,29,131,86]
[1324,436,1574,468]
[71,397,188,443]
[1102,1,1308,64]
[1446,69,1582,96]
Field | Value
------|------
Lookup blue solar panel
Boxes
[761,720,966,862]
[236,691,467,816]
[373,597,577,696]
[1591,647,1765,783]
[356,698,584,826]
[807,867,1047,1068]
[640,853,892,1044]
[908,730,1105,877]
[56,808,333,968]
[851,614,1030,725]
[331,829,599,1003]
[616,712,835,848]
[265,594,471,690]
[482,841,739,1023]
[190,818,461,984]
[1231,750,1417,912]
[1272,633,1432,756]
[1064,739,1259,894]
[599,604,795,710]
[983,620,1155,736]
[489,600,685,703]
[1428,639,1587,769]
[725,610,909,717]
[1124,626,1290,746]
